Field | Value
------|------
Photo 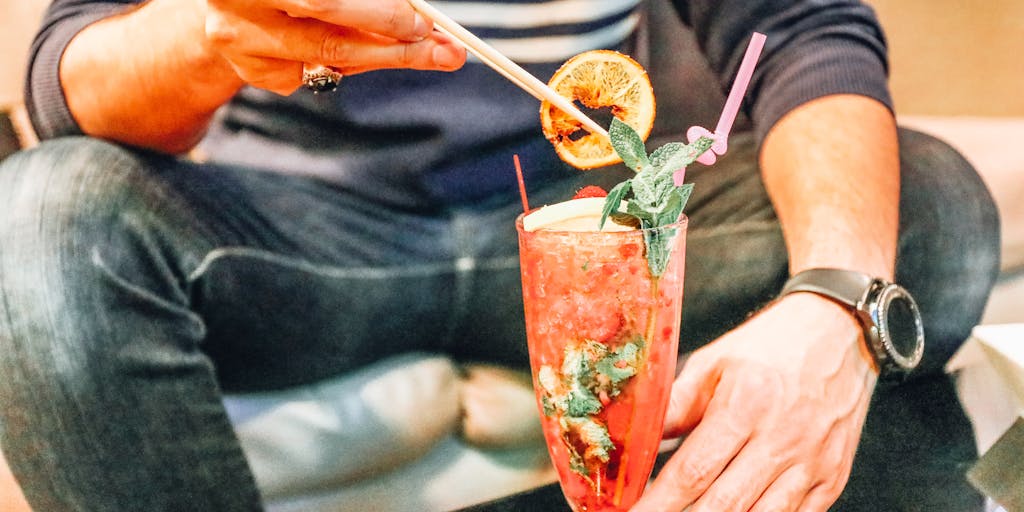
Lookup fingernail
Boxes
[432,30,454,45]
[432,43,464,69]
[412,13,432,40]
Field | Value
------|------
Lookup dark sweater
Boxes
[24,0,892,208]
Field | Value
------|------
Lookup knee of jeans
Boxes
[0,139,199,393]
[2,135,152,210]
[0,137,172,263]
[0,137,192,334]
[896,128,1001,371]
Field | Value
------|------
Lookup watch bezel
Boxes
[866,281,925,374]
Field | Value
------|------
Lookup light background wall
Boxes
[0,1,49,108]
[868,0,1024,117]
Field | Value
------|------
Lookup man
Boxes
[0,0,999,510]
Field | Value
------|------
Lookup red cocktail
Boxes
[517,209,686,511]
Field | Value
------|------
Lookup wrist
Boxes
[779,268,926,381]
[770,293,880,377]
[61,0,244,152]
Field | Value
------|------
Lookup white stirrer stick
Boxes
[408,0,609,139]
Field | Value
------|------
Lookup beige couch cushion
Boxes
[224,353,554,512]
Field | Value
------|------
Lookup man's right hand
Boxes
[57,0,466,153]
[203,0,466,95]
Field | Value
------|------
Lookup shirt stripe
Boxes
[431,0,641,28]
[469,8,634,39]
[474,12,640,62]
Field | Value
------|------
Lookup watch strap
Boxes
[780,268,876,308]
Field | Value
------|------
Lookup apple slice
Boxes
[523,197,633,232]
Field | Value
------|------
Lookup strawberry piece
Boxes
[572,186,608,199]
[579,307,624,343]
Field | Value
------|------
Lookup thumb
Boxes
[662,350,721,438]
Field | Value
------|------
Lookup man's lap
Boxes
[3,129,994,371]
[0,128,995,509]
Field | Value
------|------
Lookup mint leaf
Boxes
[674,182,695,210]
[562,345,602,417]
[609,118,649,171]
[646,142,689,199]
[595,341,642,385]
[649,137,714,176]
[599,180,632,229]
[630,169,658,206]
[566,417,614,463]
[545,338,644,481]
[569,451,589,476]
[644,226,678,277]
[654,183,692,227]
[648,142,687,170]
[626,201,654,224]
[566,385,602,417]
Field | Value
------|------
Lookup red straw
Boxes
[514,154,530,213]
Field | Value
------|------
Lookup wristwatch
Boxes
[780,268,925,379]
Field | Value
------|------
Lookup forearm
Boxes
[61,0,243,154]
[760,94,900,281]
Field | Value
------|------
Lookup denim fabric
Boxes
[0,127,999,511]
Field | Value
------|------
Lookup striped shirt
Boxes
[25,0,893,207]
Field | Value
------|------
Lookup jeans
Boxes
[0,128,999,511]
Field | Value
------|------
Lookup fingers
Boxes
[796,483,842,512]
[322,29,466,72]
[748,465,814,512]
[634,314,869,512]
[631,391,752,511]
[225,56,303,96]
[662,350,721,438]
[687,442,788,512]
[204,0,465,93]
[751,427,850,512]
[790,430,854,512]
[208,11,464,70]
[208,24,464,93]
[268,0,432,42]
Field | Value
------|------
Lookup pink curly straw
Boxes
[675,32,767,186]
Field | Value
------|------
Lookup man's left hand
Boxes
[632,293,877,512]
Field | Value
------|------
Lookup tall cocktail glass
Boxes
[516,213,687,511]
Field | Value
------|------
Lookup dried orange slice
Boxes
[540,50,656,170]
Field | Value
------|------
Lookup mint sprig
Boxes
[537,338,645,479]
[601,118,713,276]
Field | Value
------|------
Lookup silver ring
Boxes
[302,64,343,93]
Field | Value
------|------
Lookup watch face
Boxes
[877,285,925,370]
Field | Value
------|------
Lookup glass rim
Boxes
[515,210,688,235]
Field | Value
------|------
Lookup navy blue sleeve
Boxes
[667,0,893,144]
[24,0,141,140]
